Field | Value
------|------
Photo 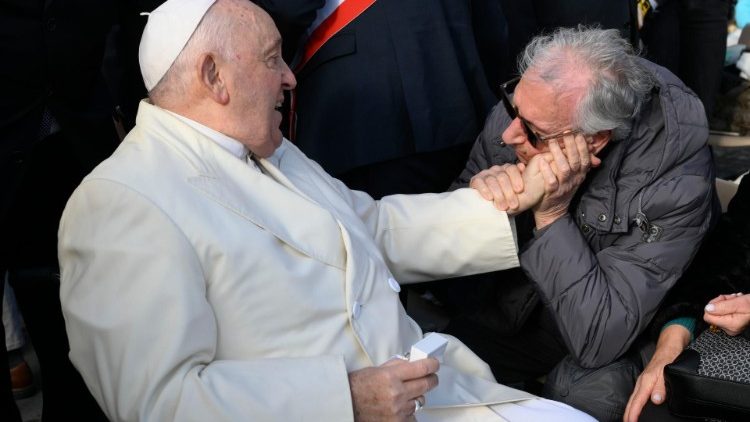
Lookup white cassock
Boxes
[59,101,593,421]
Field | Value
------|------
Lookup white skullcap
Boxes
[139,0,217,91]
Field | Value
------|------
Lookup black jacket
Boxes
[0,0,159,266]
[0,0,118,157]
[452,58,719,368]
[256,0,502,175]
[0,0,159,179]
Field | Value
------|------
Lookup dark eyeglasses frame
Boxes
[499,77,580,147]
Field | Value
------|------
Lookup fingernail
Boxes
[652,393,662,403]
[705,304,715,312]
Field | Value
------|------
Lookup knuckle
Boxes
[386,402,401,415]
[383,371,397,384]
[386,387,402,403]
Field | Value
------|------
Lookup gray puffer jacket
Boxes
[452,58,719,368]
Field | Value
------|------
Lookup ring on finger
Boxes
[414,396,425,413]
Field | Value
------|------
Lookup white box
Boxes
[409,333,448,362]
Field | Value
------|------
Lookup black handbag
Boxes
[664,328,750,421]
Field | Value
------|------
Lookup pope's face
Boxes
[226,10,296,158]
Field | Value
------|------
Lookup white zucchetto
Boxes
[138,0,217,91]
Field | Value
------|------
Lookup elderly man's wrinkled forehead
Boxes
[522,50,592,109]
[220,0,278,44]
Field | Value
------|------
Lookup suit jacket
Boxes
[499,0,637,75]
[257,0,501,175]
[0,0,160,233]
[0,0,119,227]
[58,102,536,421]
[0,0,116,137]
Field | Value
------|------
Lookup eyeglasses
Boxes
[499,77,580,147]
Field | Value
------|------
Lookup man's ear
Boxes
[199,53,229,105]
[590,130,612,154]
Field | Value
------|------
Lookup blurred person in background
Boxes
[0,0,158,419]
[255,0,507,199]
[639,0,735,119]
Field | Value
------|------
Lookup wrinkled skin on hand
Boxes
[348,357,439,422]
[471,162,533,214]
[470,133,599,228]
[623,325,691,422]
[531,133,596,228]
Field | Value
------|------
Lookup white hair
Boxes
[519,26,654,140]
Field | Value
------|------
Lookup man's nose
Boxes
[281,61,297,90]
[501,118,527,145]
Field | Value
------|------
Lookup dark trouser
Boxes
[0,120,27,421]
[443,306,568,383]
[640,400,694,422]
[544,354,642,422]
[0,280,22,422]
[0,125,113,421]
[443,304,643,422]
[7,269,105,421]
[640,0,732,118]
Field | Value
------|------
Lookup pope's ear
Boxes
[199,53,229,105]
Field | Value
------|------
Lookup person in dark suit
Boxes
[255,0,505,199]
[0,0,158,419]
[639,0,734,119]
[499,0,638,72]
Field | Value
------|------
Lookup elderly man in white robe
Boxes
[57,0,596,420]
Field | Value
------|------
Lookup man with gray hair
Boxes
[56,0,598,420]
[436,27,718,420]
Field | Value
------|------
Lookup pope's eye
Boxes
[266,55,282,69]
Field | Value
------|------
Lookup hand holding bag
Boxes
[664,328,750,421]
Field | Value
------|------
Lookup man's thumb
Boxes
[705,300,737,315]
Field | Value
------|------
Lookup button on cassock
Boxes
[351,301,362,319]
[387,277,401,293]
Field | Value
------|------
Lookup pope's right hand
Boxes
[348,357,439,422]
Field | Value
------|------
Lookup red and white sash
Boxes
[293,0,376,72]
[289,0,376,140]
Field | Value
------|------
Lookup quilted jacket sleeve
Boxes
[521,173,716,368]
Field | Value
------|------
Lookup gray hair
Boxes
[148,1,239,103]
[518,26,654,140]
